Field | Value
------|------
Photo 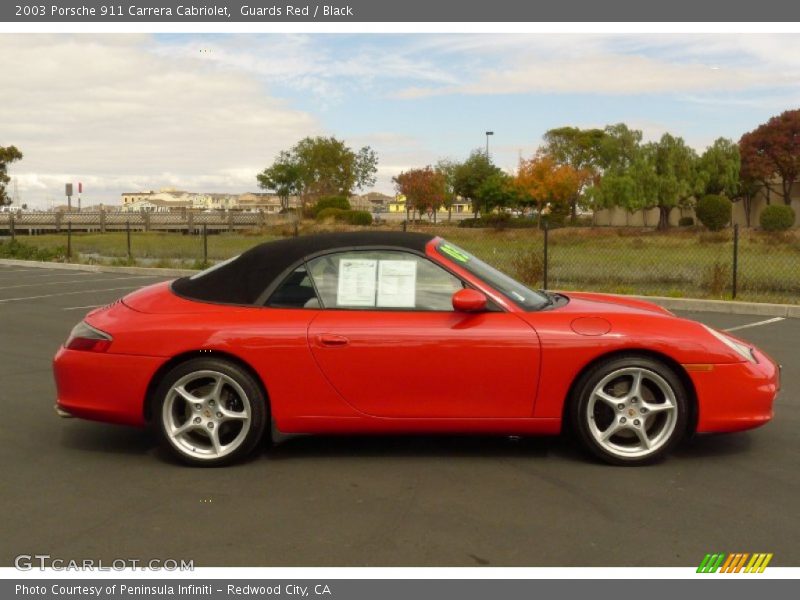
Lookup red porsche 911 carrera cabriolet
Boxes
[53,232,780,466]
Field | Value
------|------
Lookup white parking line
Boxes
[0,286,140,304]
[63,304,105,311]
[724,317,786,333]
[0,275,157,290]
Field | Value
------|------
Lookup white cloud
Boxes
[153,34,458,106]
[0,34,319,207]
[396,34,800,98]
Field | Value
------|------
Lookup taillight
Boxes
[65,321,112,352]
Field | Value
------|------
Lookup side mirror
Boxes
[452,288,487,312]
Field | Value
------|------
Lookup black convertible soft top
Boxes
[172,231,434,305]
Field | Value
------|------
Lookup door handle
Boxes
[317,334,349,347]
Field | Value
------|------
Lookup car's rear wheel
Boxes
[153,358,267,466]
[571,355,688,466]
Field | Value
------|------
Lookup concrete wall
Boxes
[594,185,800,228]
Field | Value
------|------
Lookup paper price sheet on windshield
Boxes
[336,258,417,308]
[377,260,417,308]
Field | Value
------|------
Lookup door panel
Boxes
[308,311,540,418]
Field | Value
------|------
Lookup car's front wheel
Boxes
[153,358,267,466]
[571,355,689,465]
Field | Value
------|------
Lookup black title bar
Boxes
[5,0,800,22]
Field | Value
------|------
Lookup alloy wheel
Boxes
[161,370,252,460]
[586,367,679,460]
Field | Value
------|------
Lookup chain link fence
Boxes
[404,221,800,305]
[1,213,798,304]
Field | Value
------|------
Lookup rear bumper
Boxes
[690,347,780,433]
[53,347,163,427]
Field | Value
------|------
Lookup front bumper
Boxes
[53,346,164,427]
[690,347,780,433]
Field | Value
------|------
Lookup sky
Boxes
[2,33,800,208]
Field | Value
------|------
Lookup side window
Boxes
[306,251,463,311]
[267,266,320,308]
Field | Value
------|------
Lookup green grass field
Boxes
[2,224,798,304]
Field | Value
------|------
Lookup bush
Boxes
[342,210,373,226]
[695,195,731,231]
[315,207,347,222]
[314,208,372,226]
[760,204,795,231]
[458,215,538,229]
[310,195,351,217]
[703,260,730,297]
[481,213,511,230]
[678,216,695,227]
[510,249,544,287]
[0,239,66,261]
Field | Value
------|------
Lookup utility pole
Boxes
[11,177,19,208]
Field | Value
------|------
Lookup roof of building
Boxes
[171,231,434,305]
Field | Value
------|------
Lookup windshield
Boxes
[436,240,550,311]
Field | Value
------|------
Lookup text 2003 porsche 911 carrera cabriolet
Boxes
[53,232,780,466]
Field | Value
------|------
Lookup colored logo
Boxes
[697,553,773,573]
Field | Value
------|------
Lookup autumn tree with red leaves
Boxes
[739,109,800,206]
[515,153,583,226]
[393,166,448,222]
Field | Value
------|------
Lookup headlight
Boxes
[703,325,756,363]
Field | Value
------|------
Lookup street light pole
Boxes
[485,131,494,157]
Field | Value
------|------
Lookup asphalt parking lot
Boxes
[0,262,797,567]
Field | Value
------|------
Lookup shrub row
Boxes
[0,239,66,261]
[458,214,539,229]
[307,195,351,218]
[315,207,373,225]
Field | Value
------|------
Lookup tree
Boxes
[260,137,378,209]
[697,138,740,197]
[393,166,447,223]
[541,127,605,221]
[739,109,800,205]
[583,124,650,225]
[648,133,700,230]
[453,150,501,216]
[588,146,656,224]
[0,145,23,206]
[476,171,520,214]
[435,159,458,220]
[733,174,761,228]
[516,153,582,227]
[256,150,302,211]
[597,123,643,169]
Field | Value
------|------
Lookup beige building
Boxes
[120,188,300,212]
[349,192,394,212]
[121,188,194,206]
[388,194,473,215]
[121,197,192,212]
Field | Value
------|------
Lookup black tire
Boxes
[570,355,689,466]
[152,357,267,466]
